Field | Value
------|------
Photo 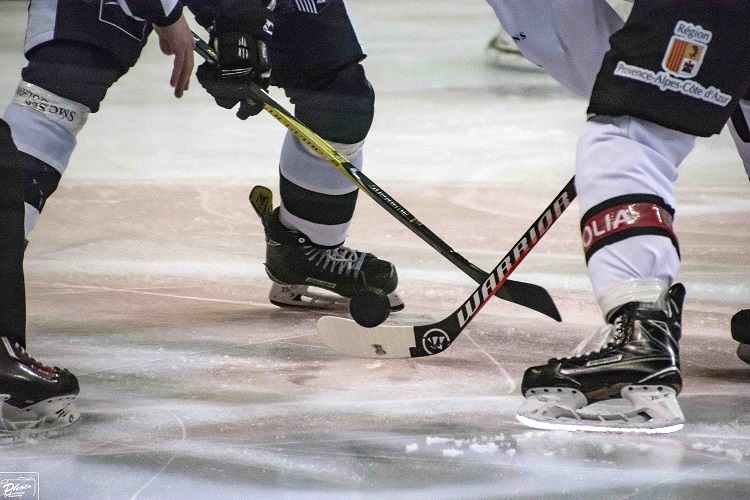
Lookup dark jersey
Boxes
[23,0,352,73]
[589,1,750,137]
[25,0,185,68]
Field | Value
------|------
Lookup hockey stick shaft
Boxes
[317,177,577,359]
[193,33,561,321]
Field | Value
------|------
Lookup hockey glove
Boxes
[196,1,275,119]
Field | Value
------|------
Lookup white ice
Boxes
[1,1,750,499]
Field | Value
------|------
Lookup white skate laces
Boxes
[268,245,404,310]
[566,279,672,358]
[571,319,623,358]
[567,277,668,357]
[304,245,366,278]
[266,246,366,309]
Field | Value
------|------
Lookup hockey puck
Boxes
[731,309,750,343]
[737,344,750,366]
[349,286,390,328]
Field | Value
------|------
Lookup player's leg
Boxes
[722,89,750,363]
[252,0,401,311]
[1,30,131,440]
[9,0,147,237]
[518,117,692,434]
[0,120,26,347]
[518,0,750,432]
[3,41,126,237]
[729,115,750,180]
[728,86,750,181]
[0,118,80,443]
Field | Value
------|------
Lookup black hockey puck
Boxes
[350,286,390,328]
[731,309,750,343]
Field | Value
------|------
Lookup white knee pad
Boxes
[3,81,89,173]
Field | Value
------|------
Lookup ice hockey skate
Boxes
[0,336,80,443]
[250,185,403,313]
[517,283,686,434]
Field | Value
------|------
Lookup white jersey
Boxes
[485,0,750,179]
[484,0,625,98]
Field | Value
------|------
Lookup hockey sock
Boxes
[0,119,27,347]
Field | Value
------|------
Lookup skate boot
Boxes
[517,283,686,434]
[250,186,403,314]
[0,336,80,443]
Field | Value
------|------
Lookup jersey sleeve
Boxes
[119,0,184,27]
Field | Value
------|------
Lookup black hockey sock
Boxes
[0,119,27,348]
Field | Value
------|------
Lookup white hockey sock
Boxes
[278,132,363,246]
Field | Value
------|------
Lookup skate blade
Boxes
[1,398,80,444]
[516,386,684,434]
[269,283,404,311]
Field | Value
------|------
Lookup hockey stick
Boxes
[192,32,561,321]
[317,177,576,358]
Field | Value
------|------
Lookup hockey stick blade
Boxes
[318,178,577,359]
[193,32,561,321]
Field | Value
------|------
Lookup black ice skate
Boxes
[250,185,403,313]
[0,336,80,443]
[517,283,686,434]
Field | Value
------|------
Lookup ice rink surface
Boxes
[1,1,750,498]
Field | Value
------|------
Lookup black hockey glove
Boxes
[196,1,275,119]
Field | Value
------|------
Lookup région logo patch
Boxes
[613,20,730,107]
[661,21,711,78]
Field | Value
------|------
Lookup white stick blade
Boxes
[316,316,417,358]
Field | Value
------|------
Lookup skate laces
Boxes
[304,245,366,277]
[1,337,58,375]
[568,296,678,359]
[571,315,626,358]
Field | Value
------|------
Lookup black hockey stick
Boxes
[317,177,576,358]
[192,32,561,321]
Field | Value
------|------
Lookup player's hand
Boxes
[196,1,274,119]
[195,32,270,119]
[153,14,195,98]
